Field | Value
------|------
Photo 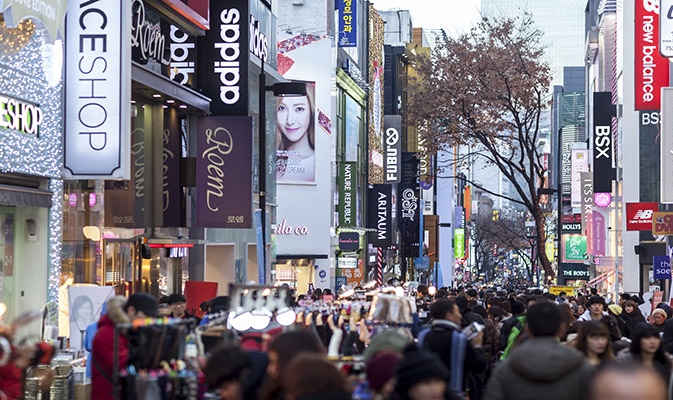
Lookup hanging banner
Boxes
[383,115,402,183]
[593,92,616,193]
[580,172,594,255]
[196,116,253,228]
[592,209,607,257]
[64,0,131,179]
[337,0,357,47]
[454,228,465,259]
[640,111,661,202]
[661,88,673,203]
[368,184,393,247]
[626,202,659,231]
[68,285,115,350]
[654,256,672,279]
[338,162,356,227]
[636,0,669,110]
[571,149,589,207]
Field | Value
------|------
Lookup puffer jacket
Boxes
[91,296,129,400]
[484,337,593,400]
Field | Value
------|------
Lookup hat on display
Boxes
[126,293,159,317]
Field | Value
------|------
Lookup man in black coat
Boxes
[423,299,488,399]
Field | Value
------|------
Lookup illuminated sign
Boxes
[0,95,42,136]
[454,228,465,259]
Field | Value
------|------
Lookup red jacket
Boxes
[0,363,22,399]
[91,313,127,400]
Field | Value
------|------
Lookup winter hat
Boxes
[364,329,411,362]
[588,296,606,308]
[652,309,667,320]
[366,351,402,391]
[608,305,622,315]
[511,301,526,315]
[395,347,448,390]
[455,296,469,312]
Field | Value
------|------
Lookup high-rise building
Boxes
[481,0,586,87]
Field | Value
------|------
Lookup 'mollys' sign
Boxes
[636,0,669,110]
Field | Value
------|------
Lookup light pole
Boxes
[258,61,307,283]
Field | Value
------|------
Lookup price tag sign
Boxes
[653,256,671,279]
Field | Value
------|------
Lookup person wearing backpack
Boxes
[423,299,488,400]
[499,301,526,360]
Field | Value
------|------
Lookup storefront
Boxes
[0,6,65,336]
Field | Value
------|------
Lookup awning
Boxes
[0,184,52,208]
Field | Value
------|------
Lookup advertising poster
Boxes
[68,285,115,350]
[196,116,253,228]
[562,235,587,263]
[276,82,316,183]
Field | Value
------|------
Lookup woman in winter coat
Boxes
[618,323,673,384]
[622,300,646,339]
[573,321,615,366]
[473,305,499,363]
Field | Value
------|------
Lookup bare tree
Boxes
[408,14,555,279]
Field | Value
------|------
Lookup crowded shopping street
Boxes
[0,0,671,398]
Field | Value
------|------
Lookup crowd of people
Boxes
[84,285,673,400]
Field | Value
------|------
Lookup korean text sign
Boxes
[338,0,356,47]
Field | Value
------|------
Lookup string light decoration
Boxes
[0,20,64,308]
[368,6,385,185]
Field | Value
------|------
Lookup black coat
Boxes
[622,310,647,338]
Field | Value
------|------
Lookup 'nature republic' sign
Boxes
[563,234,587,263]
[338,162,356,227]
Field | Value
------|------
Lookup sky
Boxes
[370,0,481,37]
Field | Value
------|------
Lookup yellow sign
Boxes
[653,212,673,235]
[549,286,575,297]
[545,241,555,262]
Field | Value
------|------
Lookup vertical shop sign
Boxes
[580,172,594,255]
[196,116,253,228]
[199,0,249,116]
[454,228,465,259]
[571,150,589,207]
[369,184,392,247]
[592,210,606,257]
[163,110,183,227]
[64,0,131,179]
[383,115,402,183]
[661,89,673,203]
[338,162,356,227]
[593,92,616,194]
[399,184,420,257]
[338,0,356,47]
[636,0,669,110]
[640,111,661,202]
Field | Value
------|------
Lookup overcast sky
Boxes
[371,0,481,37]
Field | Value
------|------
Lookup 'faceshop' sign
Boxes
[64,0,131,179]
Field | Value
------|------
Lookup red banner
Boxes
[183,281,219,317]
[626,202,659,231]
[635,0,669,110]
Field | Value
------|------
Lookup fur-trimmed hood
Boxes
[104,296,130,325]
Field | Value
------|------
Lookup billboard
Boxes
[196,116,253,228]
[368,184,393,247]
[626,202,659,231]
[64,0,131,179]
[383,115,402,183]
[562,234,587,263]
[636,0,669,110]
[593,92,616,194]
[276,82,316,183]
[570,150,589,207]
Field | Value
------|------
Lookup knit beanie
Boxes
[395,348,448,390]
[607,304,622,316]
[652,308,667,320]
[511,301,526,315]
[364,329,411,362]
[366,351,402,391]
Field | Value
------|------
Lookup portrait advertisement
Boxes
[276,82,316,183]
[68,285,115,350]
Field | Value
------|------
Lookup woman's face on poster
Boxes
[277,96,311,144]
[77,300,93,320]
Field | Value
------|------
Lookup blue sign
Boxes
[414,256,430,270]
[336,276,347,293]
[319,270,327,279]
[654,256,671,280]
[338,0,356,47]
[255,210,266,284]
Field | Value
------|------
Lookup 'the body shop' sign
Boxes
[196,116,252,228]
[636,0,669,110]
[64,0,131,179]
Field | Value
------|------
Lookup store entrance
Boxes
[103,239,138,296]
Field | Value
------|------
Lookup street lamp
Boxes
[258,61,307,284]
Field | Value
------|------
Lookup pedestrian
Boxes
[168,293,201,324]
[364,351,402,400]
[204,345,251,400]
[483,302,593,400]
[621,300,645,338]
[260,330,325,400]
[91,293,158,400]
[422,299,488,399]
[455,295,485,327]
[498,300,526,360]
[283,353,351,400]
[618,323,673,384]
[578,296,621,342]
[556,291,567,303]
[573,321,615,366]
[472,305,499,364]
[651,309,667,334]
[607,304,630,339]
[589,362,666,400]
[392,346,460,400]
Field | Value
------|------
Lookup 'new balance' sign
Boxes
[626,202,659,231]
